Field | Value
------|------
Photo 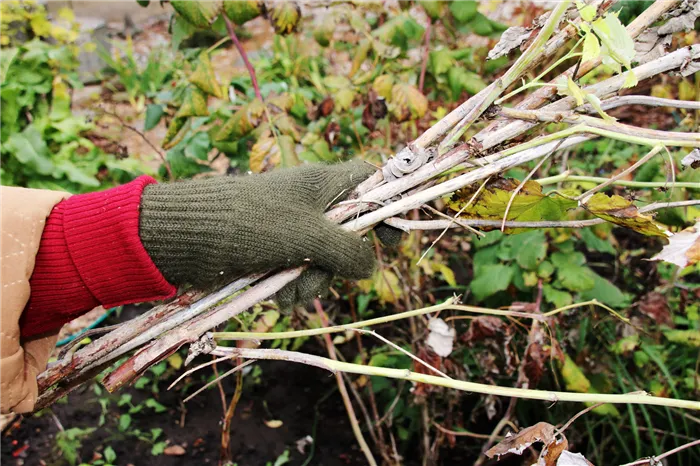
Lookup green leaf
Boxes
[145,398,168,413]
[184,131,211,160]
[0,47,19,83]
[513,231,548,270]
[580,228,616,255]
[429,49,454,77]
[447,68,487,100]
[151,442,167,456]
[119,413,132,432]
[171,15,198,49]
[104,446,117,463]
[664,330,700,347]
[144,104,164,131]
[469,13,494,36]
[223,0,262,25]
[552,252,596,292]
[419,1,446,20]
[592,12,636,70]
[576,1,597,22]
[175,85,209,118]
[335,88,356,112]
[171,0,221,28]
[470,264,514,301]
[543,284,573,308]
[448,179,577,233]
[350,40,371,77]
[582,32,601,62]
[559,355,619,416]
[584,192,670,237]
[449,1,478,24]
[579,271,628,307]
[6,126,55,175]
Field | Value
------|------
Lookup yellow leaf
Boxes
[362,269,402,305]
[584,193,670,237]
[162,117,189,150]
[566,77,586,106]
[189,52,224,99]
[582,33,600,62]
[175,85,209,118]
[223,0,262,25]
[373,75,394,101]
[171,0,222,28]
[391,84,428,122]
[267,1,301,35]
[58,7,75,22]
[559,355,619,416]
[167,352,183,370]
[264,419,284,429]
[215,99,265,141]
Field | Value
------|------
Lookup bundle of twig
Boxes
[36,0,700,411]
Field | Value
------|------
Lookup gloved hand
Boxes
[139,161,378,307]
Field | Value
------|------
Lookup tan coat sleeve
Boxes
[1,186,70,414]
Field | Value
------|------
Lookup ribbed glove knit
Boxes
[139,161,377,307]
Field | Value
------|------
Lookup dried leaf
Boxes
[557,450,594,466]
[681,149,700,169]
[250,131,298,173]
[464,316,505,343]
[164,445,186,456]
[426,318,456,357]
[542,436,569,466]
[223,0,263,25]
[637,292,672,326]
[171,1,221,28]
[189,52,224,99]
[485,422,556,458]
[487,26,531,60]
[391,84,428,122]
[583,193,671,237]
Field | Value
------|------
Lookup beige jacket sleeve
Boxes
[1,186,70,414]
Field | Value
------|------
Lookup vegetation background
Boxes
[1,1,698,465]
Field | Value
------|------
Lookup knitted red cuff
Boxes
[22,176,177,338]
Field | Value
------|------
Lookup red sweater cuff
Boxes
[22,176,177,338]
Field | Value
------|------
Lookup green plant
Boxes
[0,0,149,192]
[54,427,96,466]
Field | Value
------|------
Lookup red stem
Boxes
[224,16,262,102]
[418,20,432,94]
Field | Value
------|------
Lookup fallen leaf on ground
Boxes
[164,445,186,456]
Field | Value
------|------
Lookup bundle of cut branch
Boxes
[36,0,700,411]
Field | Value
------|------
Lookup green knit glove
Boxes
[139,161,377,307]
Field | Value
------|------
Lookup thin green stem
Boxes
[212,297,547,342]
[214,347,700,411]
[496,46,583,105]
[537,174,700,190]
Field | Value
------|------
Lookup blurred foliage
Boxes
[0,0,149,192]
